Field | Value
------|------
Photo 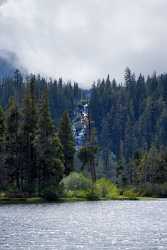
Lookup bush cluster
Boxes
[61,173,120,200]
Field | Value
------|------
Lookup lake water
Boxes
[0,200,167,249]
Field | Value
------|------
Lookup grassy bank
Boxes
[0,194,160,204]
[0,196,160,205]
[0,197,44,204]
[0,196,140,205]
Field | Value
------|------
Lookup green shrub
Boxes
[61,172,92,191]
[96,178,119,199]
[123,188,138,200]
[159,183,167,197]
[65,189,100,200]
[0,192,6,198]
[62,174,121,200]
[86,189,100,200]
[65,190,88,199]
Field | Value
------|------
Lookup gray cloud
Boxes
[0,0,167,87]
[0,0,8,7]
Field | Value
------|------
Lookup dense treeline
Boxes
[0,75,75,197]
[89,68,167,193]
[90,68,167,159]
[0,70,83,122]
[1,68,167,199]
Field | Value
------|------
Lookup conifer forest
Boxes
[0,68,167,199]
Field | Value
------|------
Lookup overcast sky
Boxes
[0,0,167,87]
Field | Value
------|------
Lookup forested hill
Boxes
[0,68,167,197]
[0,70,83,123]
[1,68,167,161]
[0,72,84,194]
[89,68,167,160]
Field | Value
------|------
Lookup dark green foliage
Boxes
[5,98,21,190]
[0,105,5,143]
[41,186,64,201]
[0,72,78,197]
[138,183,167,198]
[59,112,75,175]
[86,189,100,201]
[49,80,82,123]
[96,149,117,180]
[35,90,64,194]
[89,70,167,160]
[78,146,97,170]
[1,68,167,198]
[21,77,38,193]
[132,146,167,185]
[0,76,71,197]
[0,105,6,189]
[0,71,83,121]
[89,70,167,192]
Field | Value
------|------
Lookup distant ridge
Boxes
[0,50,25,78]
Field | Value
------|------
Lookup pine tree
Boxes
[21,77,37,193]
[59,112,75,175]
[0,105,5,150]
[35,89,64,195]
[0,105,6,188]
[6,97,20,190]
[48,134,64,185]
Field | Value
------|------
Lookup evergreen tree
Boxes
[21,77,37,193]
[59,112,75,175]
[0,105,6,188]
[35,89,64,194]
[5,97,20,190]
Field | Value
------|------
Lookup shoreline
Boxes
[0,196,160,205]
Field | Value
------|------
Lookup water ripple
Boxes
[0,200,167,250]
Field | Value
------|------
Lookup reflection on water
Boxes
[0,200,167,249]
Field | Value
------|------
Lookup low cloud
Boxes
[0,0,167,87]
[0,0,8,7]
